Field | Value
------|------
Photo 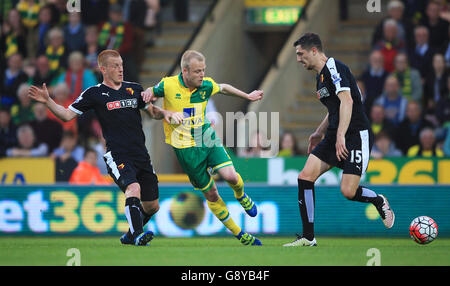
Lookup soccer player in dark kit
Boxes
[28,50,183,246]
[284,33,395,247]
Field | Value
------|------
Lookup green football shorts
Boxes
[173,145,233,192]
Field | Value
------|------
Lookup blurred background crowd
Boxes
[1,0,449,184]
[243,0,450,160]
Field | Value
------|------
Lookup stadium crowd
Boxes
[242,0,450,159]
[0,0,162,183]
[1,0,450,184]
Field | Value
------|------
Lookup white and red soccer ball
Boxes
[409,216,438,245]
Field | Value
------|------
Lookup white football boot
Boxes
[283,234,317,247]
[377,194,395,229]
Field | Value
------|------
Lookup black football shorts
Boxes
[311,129,374,176]
[103,151,159,201]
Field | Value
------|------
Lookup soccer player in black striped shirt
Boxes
[29,50,183,246]
[283,33,395,247]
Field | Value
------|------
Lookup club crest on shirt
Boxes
[316,87,330,99]
[126,87,134,95]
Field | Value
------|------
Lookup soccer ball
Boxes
[169,191,205,229]
[409,216,438,245]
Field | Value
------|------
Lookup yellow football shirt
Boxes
[152,73,221,148]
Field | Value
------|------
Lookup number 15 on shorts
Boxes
[349,150,362,163]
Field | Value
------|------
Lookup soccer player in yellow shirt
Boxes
[142,50,263,245]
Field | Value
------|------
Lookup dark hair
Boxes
[293,33,323,51]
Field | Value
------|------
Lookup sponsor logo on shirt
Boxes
[106,98,138,110]
[316,87,330,99]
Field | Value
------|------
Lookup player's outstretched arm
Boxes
[219,83,263,101]
[28,84,77,122]
[141,87,158,103]
[146,104,183,124]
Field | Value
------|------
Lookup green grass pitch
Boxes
[0,236,449,266]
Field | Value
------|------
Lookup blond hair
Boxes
[97,49,121,67]
[180,50,205,70]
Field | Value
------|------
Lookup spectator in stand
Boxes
[43,27,68,76]
[424,53,449,117]
[0,53,28,108]
[98,4,137,81]
[174,0,189,22]
[443,124,450,156]
[402,0,427,26]
[63,12,86,54]
[28,54,57,87]
[6,124,48,157]
[29,101,63,153]
[277,132,301,157]
[0,106,17,158]
[34,4,54,55]
[420,0,449,50]
[395,100,434,155]
[407,127,444,157]
[1,8,27,59]
[369,103,396,138]
[374,75,408,127]
[240,131,274,158]
[372,0,414,49]
[69,148,111,185]
[409,25,436,78]
[1,0,19,20]
[80,0,110,26]
[373,18,406,73]
[371,130,402,159]
[52,130,84,182]
[359,50,389,114]
[435,73,450,126]
[16,0,40,59]
[10,83,34,125]
[51,0,70,26]
[83,25,101,81]
[126,0,160,73]
[55,51,98,102]
[48,82,78,134]
[391,52,423,102]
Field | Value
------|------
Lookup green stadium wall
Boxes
[0,185,449,238]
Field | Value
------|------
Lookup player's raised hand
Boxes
[164,110,184,124]
[307,132,323,154]
[141,88,156,103]
[335,134,348,161]
[28,83,50,103]
[248,90,263,101]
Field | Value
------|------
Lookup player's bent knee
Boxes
[142,202,159,215]
[224,172,239,185]
[125,183,141,199]
[298,170,316,182]
[341,186,356,200]
[203,190,220,202]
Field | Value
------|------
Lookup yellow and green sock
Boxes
[207,197,241,236]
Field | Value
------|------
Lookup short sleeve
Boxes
[133,84,146,109]
[203,77,221,96]
[326,58,351,95]
[69,87,95,115]
[152,79,165,98]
